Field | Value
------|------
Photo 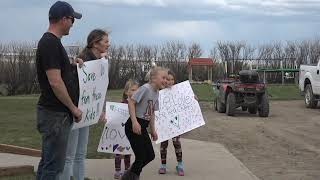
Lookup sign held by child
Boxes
[155,80,205,144]
[97,102,133,155]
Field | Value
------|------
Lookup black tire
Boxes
[305,84,318,108]
[258,93,269,117]
[217,98,226,113]
[226,93,236,116]
[248,107,257,114]
[242,106,248,111]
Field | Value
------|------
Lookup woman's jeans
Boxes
[58,126,89,180]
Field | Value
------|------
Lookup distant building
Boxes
[188,58,214,83]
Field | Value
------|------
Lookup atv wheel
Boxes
[217,98,226,113]
[226,93,236,116]
[258,93,269,117]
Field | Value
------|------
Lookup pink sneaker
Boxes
[159,167,166,174]
[114,171,122,179]
[176,166,184,176]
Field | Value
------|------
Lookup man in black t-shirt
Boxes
[35,1,82,180]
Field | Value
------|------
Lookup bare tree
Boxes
[6,37,320,94]
[216,41,230,61]
[158,41,188,82]
[229,41,245,73]
[0,43,5,84]
[188,42,202,60]
[108,45,123,89]
[214,41,245,74]
[284,41,297,66]
[241,44,255,60]
[309,39,320,64]
[3,44,19,95]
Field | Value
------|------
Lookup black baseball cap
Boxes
[49,1,82,20]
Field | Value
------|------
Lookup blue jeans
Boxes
[36,106,72,180]
[59,126,89,180]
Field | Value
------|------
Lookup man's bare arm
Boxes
[46,69,82,121]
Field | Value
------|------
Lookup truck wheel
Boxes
[258,93,269,117]
[217,98,226,113]
[248,107,257,114]
[305,84,318,108]
[226,93,236,116]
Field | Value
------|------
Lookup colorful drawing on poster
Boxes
[155,81,205,144]
[97,102,133,155]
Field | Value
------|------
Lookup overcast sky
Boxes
[1,0,320,55]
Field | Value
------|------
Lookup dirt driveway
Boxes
[183,100,320,180]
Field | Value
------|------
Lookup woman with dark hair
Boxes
[59,29,110,180]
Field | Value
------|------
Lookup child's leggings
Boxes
[160,136,182,164]
[125,117,155,176]
[115,154,131,171]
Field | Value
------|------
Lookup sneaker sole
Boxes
[176,166,184,176]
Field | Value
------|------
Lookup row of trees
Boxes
[1,39,320,95]
[108,42,204,88]
[0,43,37,95]
[211,39,320,74]
[0,41,203,95]
[211,39,320,83]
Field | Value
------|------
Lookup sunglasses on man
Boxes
[66,16,75,24]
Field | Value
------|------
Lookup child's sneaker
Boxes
[176,165,184,176]
[114,171,122,179]
[158,164,167,174]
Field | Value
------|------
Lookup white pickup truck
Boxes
[299,61,320,108]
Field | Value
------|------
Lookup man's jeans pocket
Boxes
[37,106,71,137]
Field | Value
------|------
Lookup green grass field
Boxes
[0,90,121,159]
[192,83,303,101]
[0,84,302,159]
[266,84,303,100]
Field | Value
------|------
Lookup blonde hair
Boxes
[123,79,139,101]
[147,66,167,83]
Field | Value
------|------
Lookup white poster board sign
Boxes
[155,81,205,144]
[97,102,133,155]
[72,58,109,130]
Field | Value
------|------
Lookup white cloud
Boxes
[74,0,320,17]
[75,0,166,6]
[0,0,319,50]
[150,20,223,40]
[74,0,320,7]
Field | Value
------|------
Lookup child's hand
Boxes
[132,121,141,135]
[151,131,158,141]
[99,111,107,123]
